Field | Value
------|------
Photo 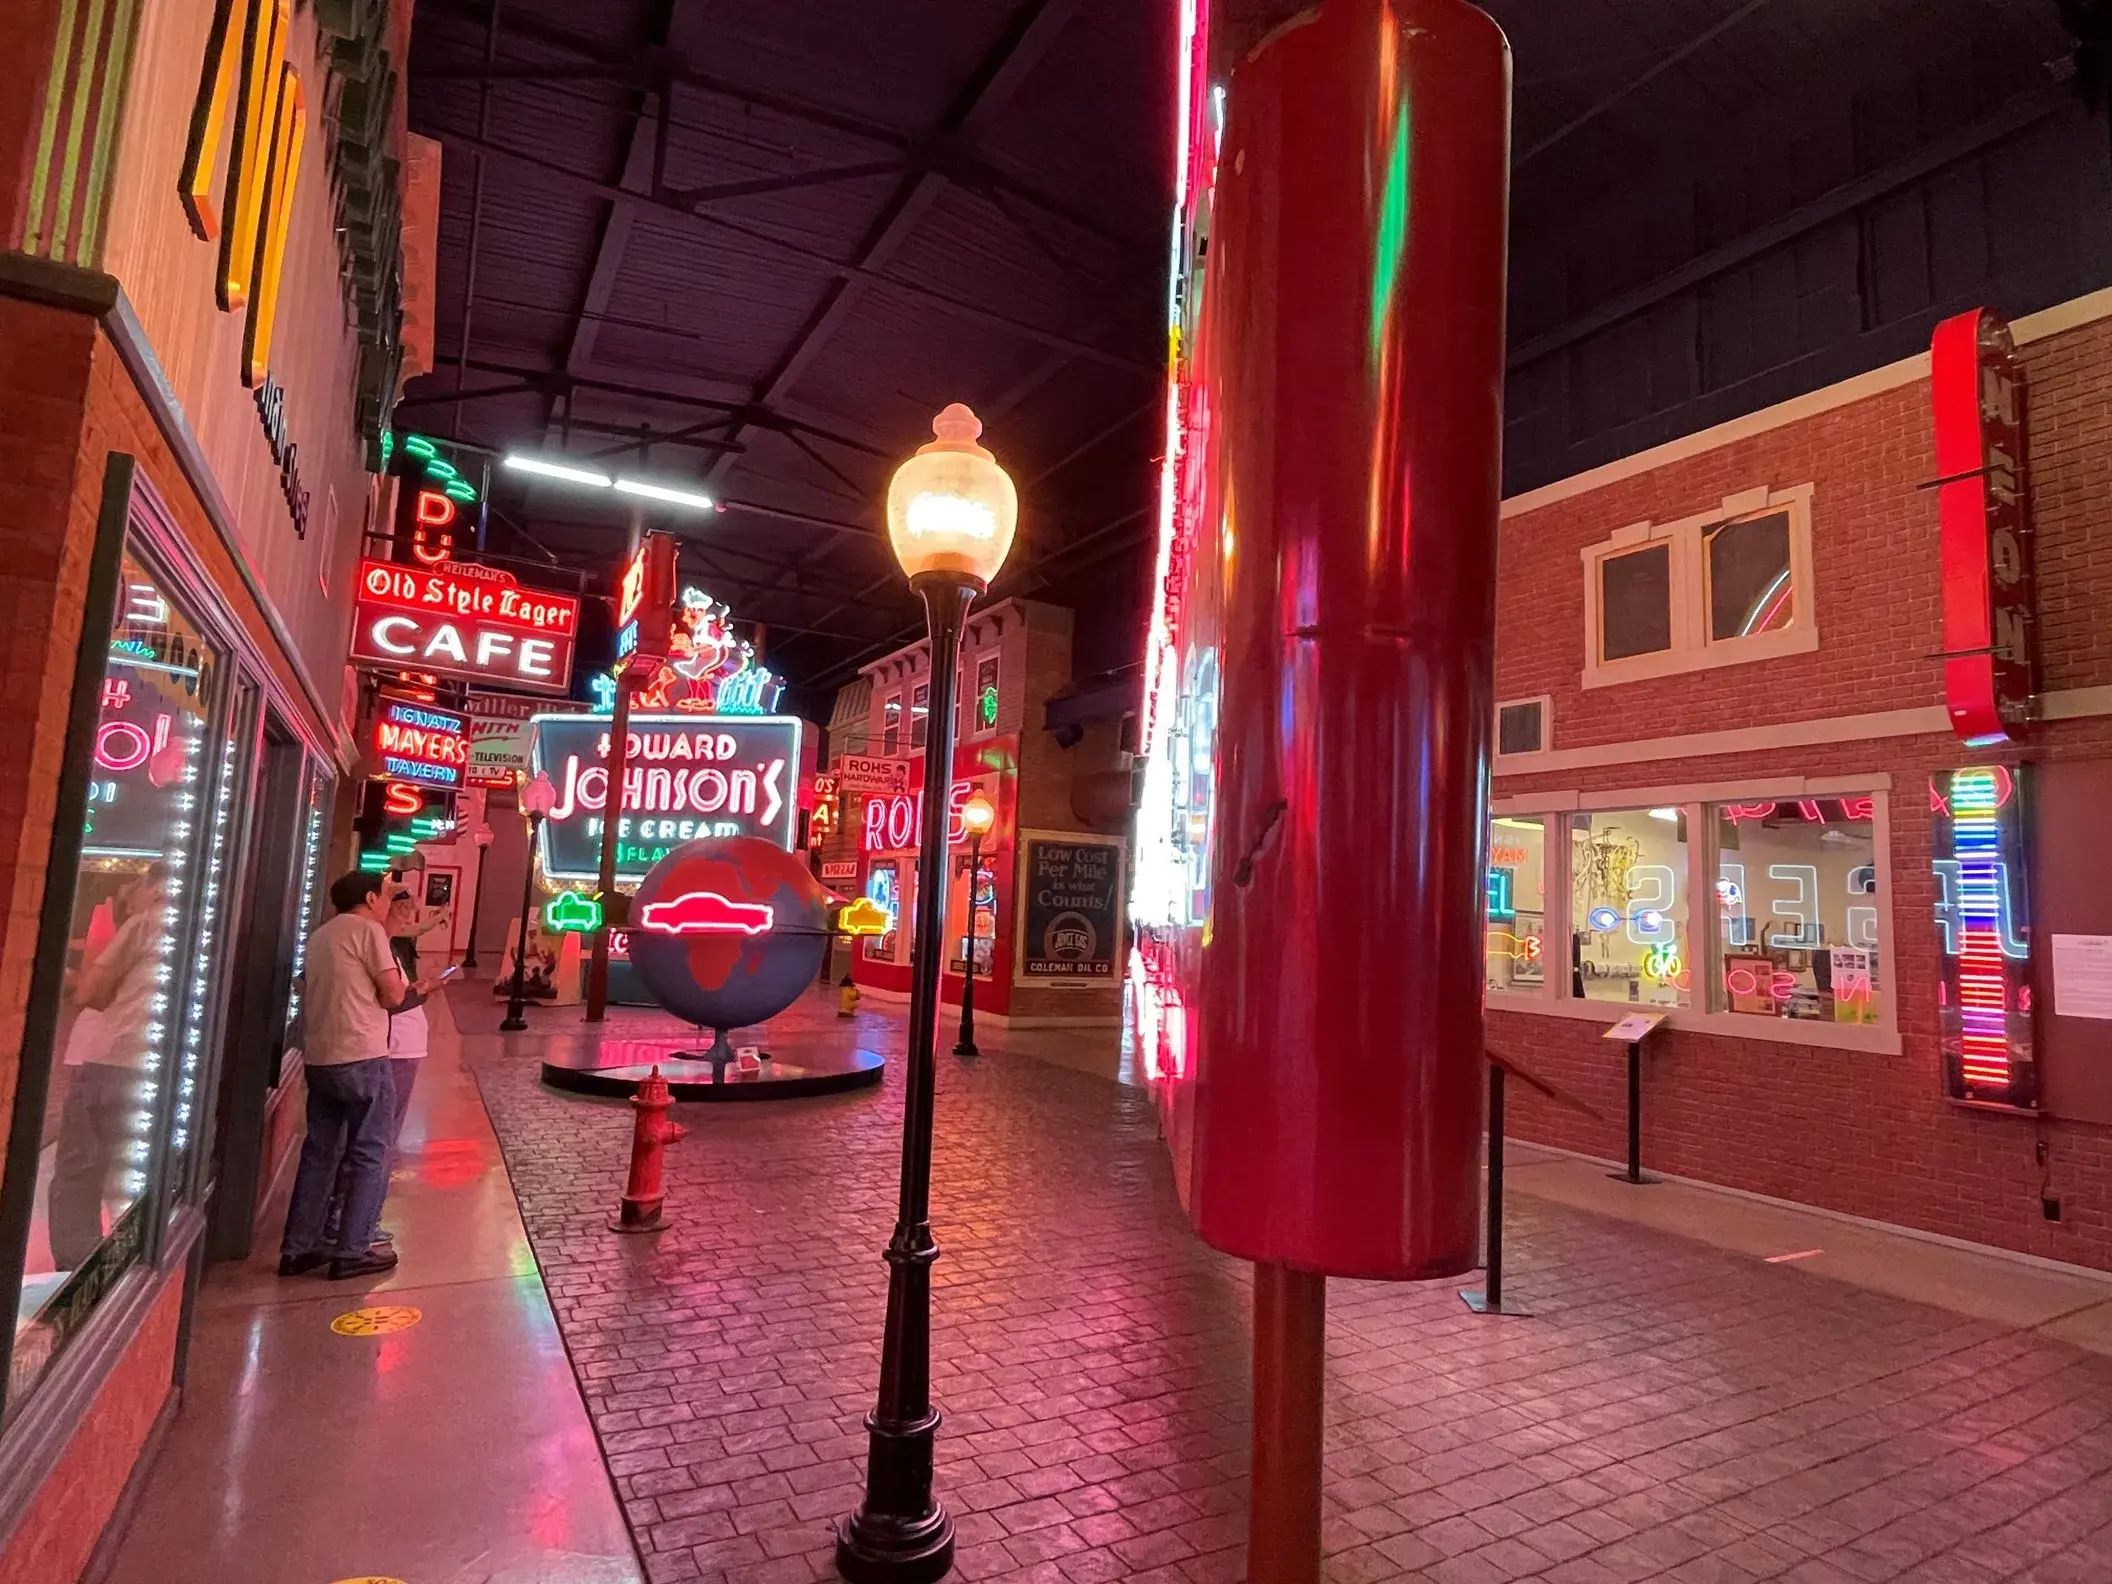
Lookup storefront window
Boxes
[949,850,998,976]
[865,861,901,962]
[161,676,251,1204]
[1570,808,1690,1007]
[11,549,227,1406]
[1485,816,1546,994]
[1713,798,1881,1025]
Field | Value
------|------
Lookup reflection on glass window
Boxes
[13,549,223,1403]
[1599,544,1671,661]
[882,695,902,757]
[1714,798,1880,1025]
[1571,808,1690,1007]
[1706,512,1793,641]
[865,861,900,962]
[1485,816,1546,994]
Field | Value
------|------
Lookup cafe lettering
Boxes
[349,559,580,694]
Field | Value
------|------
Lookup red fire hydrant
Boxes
[613,1066,686,1233]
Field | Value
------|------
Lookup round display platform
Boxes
[541,1042,884,1102]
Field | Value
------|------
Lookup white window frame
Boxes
[1581,483,1818,690]
[1494,694,1553,761]
[969,651,1001,740]
[880,692,903,757]
[1485,774,1897,1054]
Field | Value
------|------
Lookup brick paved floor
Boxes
[465,994,2112,1584]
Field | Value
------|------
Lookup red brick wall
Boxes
[0,1267,181,1584]
[0,297,99,1139]
[1488,305,2112,1270]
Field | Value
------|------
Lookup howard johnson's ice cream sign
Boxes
[530,714,801,881]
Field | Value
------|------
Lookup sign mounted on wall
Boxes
[350,560,581,695]
[466,690,580,786]
[179,0,307,388]
[1932,763,2035,1110]
[614,533,680,681]
[1931,308,2036,748]
[529,713,803,881]
[1017,833,1124,983]
[371,697,468,789]
[838,755,911,795]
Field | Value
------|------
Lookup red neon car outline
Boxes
[638,890,775,936]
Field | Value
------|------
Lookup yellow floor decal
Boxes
[329,1306,422,1337]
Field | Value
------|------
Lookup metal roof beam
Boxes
[423,129,1158,376]
[715,0,1091,489]
[550,1,677,447]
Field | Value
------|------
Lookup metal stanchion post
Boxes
[1461,1061,1525,1316]
[1608,1038,1658,1185]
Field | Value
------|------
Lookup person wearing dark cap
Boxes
[278,871,410,1279]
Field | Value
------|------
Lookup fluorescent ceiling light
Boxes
[504,454,613,488]
[614,477,717,511]
[1648,807,1679,822]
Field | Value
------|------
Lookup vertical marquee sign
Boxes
[1932,764,2036,1109]
[181,0,307,388]
[1931,308,2036,748]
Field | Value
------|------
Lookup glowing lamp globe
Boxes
[520,771,558,820]
[960,790,996,839]
[886,404,1018,587]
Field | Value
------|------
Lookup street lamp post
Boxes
[837,405,1018,1584]
[952,791,995,1059]
[462,822,497,970]
[501,773,559,1033]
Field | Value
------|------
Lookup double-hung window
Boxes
[1583,484,1817,688]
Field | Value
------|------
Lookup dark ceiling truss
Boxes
[424,126,1158,375]
[415,0,1154,258]
[702,0,1095,486]
[417,352,896,458]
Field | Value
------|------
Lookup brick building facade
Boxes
[1485,289,2112,1272]
[0,1,420,1574]
[838,599,1131,1028]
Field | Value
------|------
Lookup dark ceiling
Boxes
[401,0,2100,705]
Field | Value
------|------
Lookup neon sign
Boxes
[530,713,801,881]
[372,698,468,789]
[351,560,580,695]
[543,892,603,933]
[179,0,306,385]
[1932,309,2036,747]
[1485,867,1515,922]
[1934,765,2035,1107]
[838,898,892,937]
[639,891,774,936]
[862,781,981,852]
[628,585,785,715]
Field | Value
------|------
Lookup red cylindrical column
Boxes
[1185,0,1512,1280]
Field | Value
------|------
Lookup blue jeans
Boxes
[281,1058,394,1261]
